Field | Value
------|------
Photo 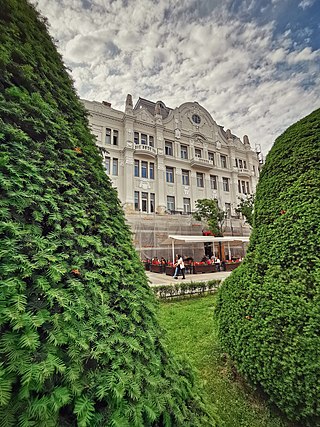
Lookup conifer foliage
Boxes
[0,1,214,425]
[216,109,320,426]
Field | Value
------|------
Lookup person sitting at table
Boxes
[215,257,221,271]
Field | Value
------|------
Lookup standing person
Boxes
[215,257,221,272]
[173,255,185,279]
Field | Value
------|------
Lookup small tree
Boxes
[193,199,225,236]
[236,194,255,227]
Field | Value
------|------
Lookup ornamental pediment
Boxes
[134,107,155,124]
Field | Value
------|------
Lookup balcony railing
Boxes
[134,144,157,157]
[190,156,214,169]
[237,167,253,176]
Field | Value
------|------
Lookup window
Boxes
[134,191,139,211]
[182,169,190,186]
[235,159,238,167]
[141,161,148,178]
[238,179,241,193]
[222,177,230,191]
[112,158,118,176]
[239,159,243,168]
[192,114,201,124]
[210,175,217,190]
[134,132,139,144]
[150,193,155,213]
[141,134,147,145]
[141,192,148,212]
[104,157,110,174]
[253,165,256,174]
[165,141,173,156]
[195,148,202,158]
[105,128,111,144]
[221,155,227,168]
[149,163,154,180]
[166,167,174,183]
[134,160,139,177]
[183,198,191,214]
[244,160,247,169]
[167,196,175,212]
[113,130,118,145]
[208,151,215,163]
[196,172,204,188]
[225,203,231,218]
[181,145,188,159]
[246,182,250,194]
[149,136,154,147]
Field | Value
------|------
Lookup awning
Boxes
[167,235,250,261]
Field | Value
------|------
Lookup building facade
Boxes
[81,95,261,261]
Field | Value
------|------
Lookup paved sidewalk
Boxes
[146,270,232,286]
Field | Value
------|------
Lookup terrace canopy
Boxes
[167,235,250,262]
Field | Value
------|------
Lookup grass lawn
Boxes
[158,294,300,427]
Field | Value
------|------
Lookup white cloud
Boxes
[32,0,319,156]
[298,0,315,10]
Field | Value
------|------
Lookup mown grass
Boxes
[158,294,301,427]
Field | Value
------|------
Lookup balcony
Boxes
[190,156,214,170]
[134,144,157,158]
[237,168,253,177]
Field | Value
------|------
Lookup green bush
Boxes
[152,280,221,299]
[216,109,320,426]
[0,1,214,425]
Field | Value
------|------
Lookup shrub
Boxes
[216,108,320,426]
[0,1,214,425]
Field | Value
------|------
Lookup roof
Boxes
[134,97,172,119]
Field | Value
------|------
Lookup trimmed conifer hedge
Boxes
[0,1,215,425]
[216,109,320,426]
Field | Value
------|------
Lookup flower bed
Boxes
[165,266,175,276]
[150,264,163,273]
[225,262,241,271]
[193,263,216,274]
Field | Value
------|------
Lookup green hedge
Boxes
[0,1,214,425]
[216,108,320,426]
[152,280,221,300]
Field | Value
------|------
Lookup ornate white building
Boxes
[81,95,261,260]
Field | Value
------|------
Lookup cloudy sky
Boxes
[33,0,319,155]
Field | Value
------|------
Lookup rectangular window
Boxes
[112,158,118,176]
[141,134,147,145]
[196,172,204,188]
[104,157,110,174]
[167,196,175,212]
[149,162,154,179]
[221,155,227,168]
[150,193,155,213]
[134,191,139,211]
[210,175,217,190]
[181,145,188,159]
[241,180,246,193]
[141,192,148,212]
[225,203,231,218]
[222,177,230,191]
[183,198,191,214]
[134,160,139,177]
[149,136,154,147]
[165,141,173,156]
[244,160,247,169]
[253,165,256,174]
[182,169,190,186]
[113,130,118,145]
[134,132,139,144]
[105,128,111,144]
[239,159,243,168]
[246,182,250,194]
[238,179,241,193]
[235,158,238,167]
[141,161,148,178]
[166,167,174,183]
[208,151,215,163]
[195,148,202,158]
